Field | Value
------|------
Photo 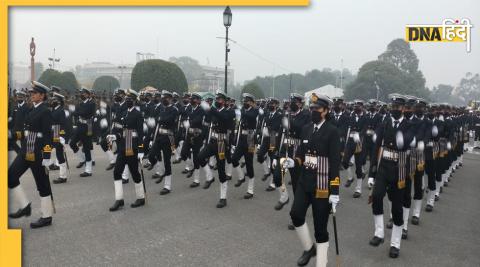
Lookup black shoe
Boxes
[216,198,227,208]
[109,200,124,212]
[186,170,194,178]
[226,175,232,181]
[49,164,59,170]
[147,164,155,171]
[172,159,181,164]
[244,192,254,199]
[241,162,246,168]
[155,175,166,184]
[262,172,271,181]
[402,229,408,240]
[234,178,245,187]
[190,182,200,188]
[369,236,384,247]
[266,186,276,192]
[386,219,393,229]
[353,191,361,198]
[435,195,439,202]
[439,187,443,193]
[130,198,145,208]
[459,162,463,167]
[53,177,67,184]
[425,205,433,212]
[444,181,449,187]
[160,188,171,195]
[274,198,289,211]
[288,223,295,230]
[76,161,85,168]
[105,163,115,171]
[122,179,129,184]
[30,217,52,229]
[79,172,92,177]
[181,168,190,174]
[344,179,354,188]
[152,173,162,179]
[8,203,31,219]
[389,246,400,258]
[143,162,151,169]
[411,216,419,225]
[92,161,96,166]
[203,178,215,189]
[297,245,316,266]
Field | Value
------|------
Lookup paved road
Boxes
[9,148,480,266]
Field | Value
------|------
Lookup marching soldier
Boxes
[330,97,349,163]
[50,91,69,184]
[198,91,235,208]
[9,90,28,165]
[148,90,178,195]
[8,81,55,228]
[232,93,260,199]
[69,87,96,177]
[224,96,237,180]
[287,93,340,267]
[107,89,146,211]
[368,94,415,258]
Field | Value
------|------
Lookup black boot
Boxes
[425,204,433,212]
[152,173,162,179]
[402,229,408,240]
[274,198,289,211]
[389,246,400,258]
[241,162,246,168]
[262,172,271,181]
[297,245,316,266]
[344,179,353,187]
[76,161,85,168]
[181,168,190,174]
[265,185,276,192]
[160,188,171,195]
[130,198,145,208]
[155,175,165,184]
[386,219,393,229]
[243,192,254,199]
[216,199,227,208]
[186,170,194,178]
[147,164,155,171]
[203,178,215,189]
[411,216,419,225]
[288,223,295,230]
[226,175,232,181]
[8,203,31,219]
[353,191,361,198]
[122,179,129,184]
[234,177,245,187]
[105,163,115,171]
[172,159,181,164]
[79,172,92,177]
[53,177,67,184]
[30,217,52,229]
[190,182,200,188]
[109,200,124,212]
[369,236,384,246]
[49,164,59,170]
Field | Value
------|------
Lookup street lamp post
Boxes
[223,6,232,95]
[374,70,380,101]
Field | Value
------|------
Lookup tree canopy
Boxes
[241,82,265,99]
[130,59,188,94]
[38,69,80,93]
[92,75,120,92]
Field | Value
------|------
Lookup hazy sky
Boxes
[9,0,479,88]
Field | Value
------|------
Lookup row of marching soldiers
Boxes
[7,81,479,266]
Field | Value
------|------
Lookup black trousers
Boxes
[232,136,254,178]
[198,139,227,182]
[181,134,203,170]
[69,127,93,162]
[8,155,52,197]
[53,142,66,164]
[371,160,404,226]
[148,135,172,176]
[290,184,331,243]
[342,140,365,178]
[413,168,424,200]
[113,153,141,182]
[425,158,436,191]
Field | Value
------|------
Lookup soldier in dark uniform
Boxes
[141,90,157,158]
[258,97,283,192]
[272,94,311,223]
[198,91,235,208]
[231,93,260,199]
[287,93,340,267]
[364,99,382,185]
[330,97,349,163]
[50,92,69,184]
[107,89,145,211]
[224,96,237,180]
[181,93,215,188]
[69,87,96,177]
[147,91,166,179]
[9,90,28,165]
[368,94,415,258]
[148,90,178,195]
[343,100,367,198]
[8,81,55,229]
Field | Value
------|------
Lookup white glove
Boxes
[100,108,107,116]
[396,131,404,149]
[447,141,452,151]
[68,104,76,112]
[138,153,144,160]
[100,118,108,129]
[417,141,425,152]
[282,157,295,169]
[149,141,153,148]
[258,108,264,116]
[272,159,277,169]
[96,109,100,115]
[431,125,438,137]
[282,117,289,129]
[201,101,210,111]
[107,134,116,142]
[235,109,241,120]
[59,136,65,145]
[409,136,417,148]
[353,133,360,143]
[262,127,269,137]
[147,117,156,128]
[368,177,375,187]
[42,159,49,167]
[94,117,98,123]
[231,146,236,155]
[183,120,190,129]
[329,194,339,213]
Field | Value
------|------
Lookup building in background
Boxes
[190,65,234,93]
[8,62,30,92]
[75,62,134,89]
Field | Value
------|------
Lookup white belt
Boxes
[366,129,375,136]
[241,129,255,135]
[212,132,227,140]
[158,128,172,135]
[382,149,399,160]
[188,128,202,134]
[78,118,90,124]
[24,131,43,138]
[427,141,433,147]
[113,122,123,129]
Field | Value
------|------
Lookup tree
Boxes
[169,56,204,86]
[92,76,120,92]
[430,84,464,106]
[131,59,188,94]
[242,82,265,99]
[378,39,419,74]
[456,72,480,103]
[59,72,80,93]
[37,69,80,93]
